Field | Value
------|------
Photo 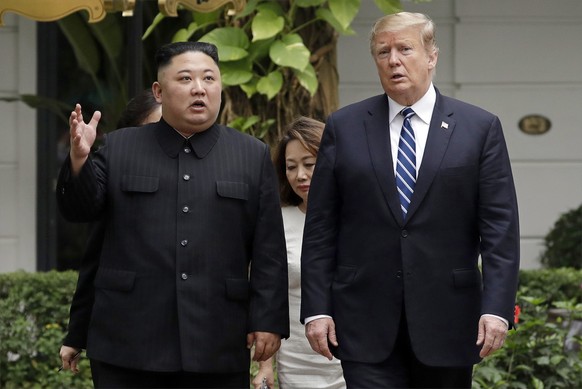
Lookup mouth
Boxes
[190,100,206,109]
[391,73,405,80]
[298,185,310,191]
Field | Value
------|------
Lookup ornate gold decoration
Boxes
[0,0,245,26]
[518,114,552,135]
[104,0,136,17]
[0,0,107,25]
[158,0,246,17]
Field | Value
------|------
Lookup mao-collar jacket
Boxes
[57,119,289,372]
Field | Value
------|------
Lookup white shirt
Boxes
[387,84,436,176]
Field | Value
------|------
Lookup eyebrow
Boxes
[177,68,216,73]
[286,155,316,162]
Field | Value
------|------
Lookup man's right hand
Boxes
[59,345,82,373]
[305,317,338,360]
[69,104,100,176]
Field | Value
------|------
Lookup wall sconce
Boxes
[518,114,551,135]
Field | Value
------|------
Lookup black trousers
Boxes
[90,359,249,389]
[341,313,473,389]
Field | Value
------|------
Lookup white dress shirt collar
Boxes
[387,83,436,125]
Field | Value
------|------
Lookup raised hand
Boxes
[69,104,101,175]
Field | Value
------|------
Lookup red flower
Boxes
[514,304,521,324]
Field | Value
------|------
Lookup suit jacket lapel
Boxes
[364,95,404,225]
[406,93,455,221]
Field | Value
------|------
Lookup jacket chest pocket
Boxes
[216,181,248,201]
[118,175,160,223]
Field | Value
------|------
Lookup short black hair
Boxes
[155,41,219,72]
[116,89,160,128]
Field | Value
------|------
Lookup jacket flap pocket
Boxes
[94,267,136,292]
[225,278,249,301]
[121,175,159,193]
[334,265,357,284]
[452,268,481,289]
[216,181,249,200]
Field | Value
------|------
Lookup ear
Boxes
[428,50,438,69]
[152,82,162,103]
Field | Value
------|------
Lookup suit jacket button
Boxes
[181,273,188,280]
[183,174,190,181]
[396,271,403,279]
[182,206,189,213]
[401,230,408,238]
[181,240,188,246]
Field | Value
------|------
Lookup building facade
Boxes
[1,0,581,272]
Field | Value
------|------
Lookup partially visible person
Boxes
[300,12,520,388]
[57,41,289,388]
[59,89,162,384]
[253,117,346,389]
[117,89,163,129]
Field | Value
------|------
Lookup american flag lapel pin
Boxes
[441,121,449,129]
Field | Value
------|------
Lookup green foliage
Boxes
[472,269,582,388]
[0,3,180,133]
[143,0,405,144]
[0,271,92,388]
[518,268,582,306]
[1,268,581,388]
[540,205,582,269]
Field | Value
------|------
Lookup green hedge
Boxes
[1,269,581,388]
[0,271,92,388]
[540,205,582,269]
[473,268,582,388]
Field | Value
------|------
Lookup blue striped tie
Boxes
[396,107,416,220]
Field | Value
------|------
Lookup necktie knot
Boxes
[401,107,415,120]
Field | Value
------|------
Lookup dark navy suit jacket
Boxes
[300,89,519,367]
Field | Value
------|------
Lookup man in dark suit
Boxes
[300,12,520,388]
[57,41,289,388]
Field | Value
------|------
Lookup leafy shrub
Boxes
[2,269,581,388]
[540,205,582,269]
[472,269,582,388]
[0,271,92,388]
[518,268,582,306]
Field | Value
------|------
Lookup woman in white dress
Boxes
[253,117,346,389]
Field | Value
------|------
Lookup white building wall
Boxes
[338,0,582,269]
[0,14,36,272]
[0,1,580,272]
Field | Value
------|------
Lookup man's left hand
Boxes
[247,332,281,361]
[476,316,508,358]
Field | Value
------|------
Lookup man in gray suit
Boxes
[57,41,289,388]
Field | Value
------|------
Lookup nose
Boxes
[297,166,308,180]
[191,79,205,95]
[388,51,400,66]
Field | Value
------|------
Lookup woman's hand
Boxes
[252,358,275,389]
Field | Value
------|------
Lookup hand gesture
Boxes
[69,104,101,175]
